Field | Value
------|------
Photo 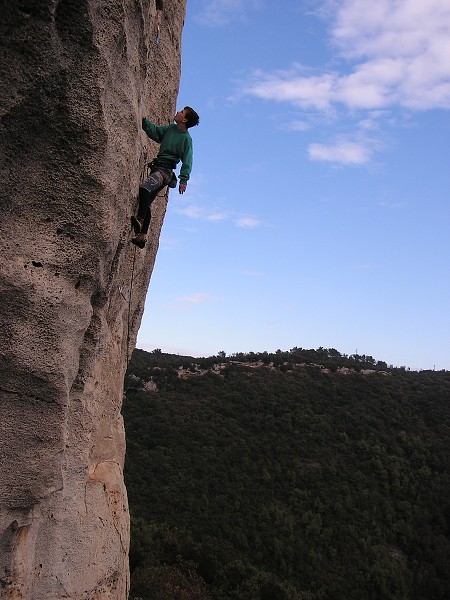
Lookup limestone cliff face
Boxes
[0,1,186,597]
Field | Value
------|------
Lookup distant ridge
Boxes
[123,347,450,599]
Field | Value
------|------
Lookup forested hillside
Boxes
[123,348,450,600]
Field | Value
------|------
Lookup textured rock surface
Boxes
[0,1,186,597]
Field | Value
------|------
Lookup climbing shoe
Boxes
[131,216,142,235]
[131,237,146,249]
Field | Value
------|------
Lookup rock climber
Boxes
[131,106,200,249]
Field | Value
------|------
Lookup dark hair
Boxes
[184,106,200,128]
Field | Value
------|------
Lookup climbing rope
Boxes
[141,145,149,181]
[125,147,147,362]
[126,244,138,362]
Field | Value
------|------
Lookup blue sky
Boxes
[137,0,450,370]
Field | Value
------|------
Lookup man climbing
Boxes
[131,106,200,249]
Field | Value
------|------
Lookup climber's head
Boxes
[181,106,199,129]
[174,107,199,131]
[183,106,199,128]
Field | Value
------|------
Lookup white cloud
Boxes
[172,202,265,229]
[287,120,311,132]
[309,140,371,165]
[333,0,450,111]
[174,204,204,219]
[161,292,217,312]
[332,0,450,63]
[206,212,229,222]
[177,292,215,304]
[246,69,338,111]
[358,113,386,131]
[239,0,450,154]
[194,0,263,27]
[235,216,263,228]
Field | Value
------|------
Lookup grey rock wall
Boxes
[0,1,186,597]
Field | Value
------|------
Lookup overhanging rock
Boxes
[0,1,186,597]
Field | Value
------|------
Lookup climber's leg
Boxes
[141,209,151,236]
[133,187,157,242]
[132,167,171,249]
[137,170,166,220]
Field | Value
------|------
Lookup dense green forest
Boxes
[123,348,450,600]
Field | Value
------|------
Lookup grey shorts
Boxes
[140,167,172,195]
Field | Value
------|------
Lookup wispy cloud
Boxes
[238,0,450,164]
[235,216,263,228]
[244,68,337,111]
[206,211,230,222]
[174,204,204,220]
[242,0,450,111]
[172,202,265,229]
[161,292,217,312]
[286,120,311,132]
[177,292,215,304]
[308,140,371,165]
[194,0,263,27]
